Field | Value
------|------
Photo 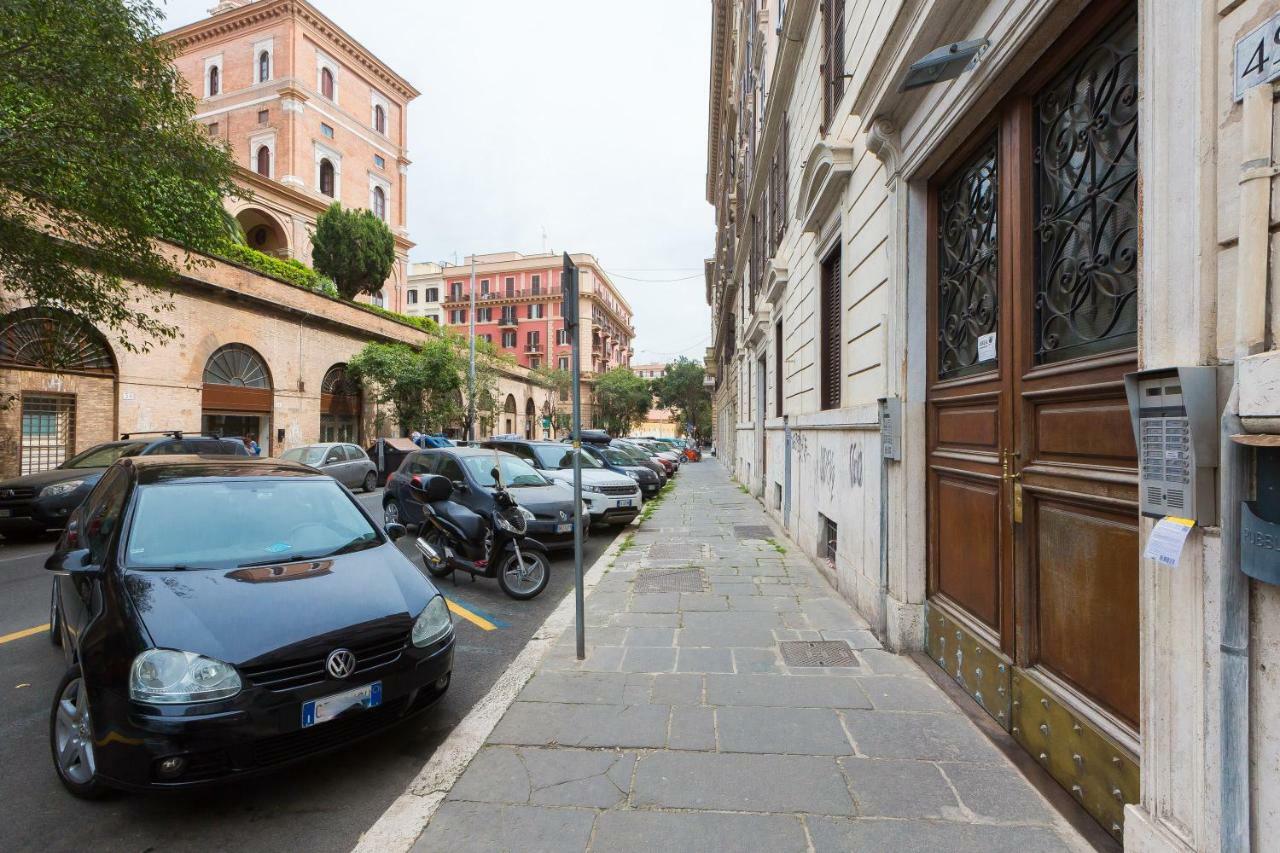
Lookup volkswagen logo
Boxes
[558,510,568,521]
[326,649,356,679]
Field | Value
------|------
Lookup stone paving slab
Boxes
[411,461,1090,852]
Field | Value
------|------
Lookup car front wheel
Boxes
[362,471,377,493]
[50,665,109,799]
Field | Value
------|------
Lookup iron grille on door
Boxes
[20,393,75,475]
[820,247,842,410]
[936,138,999,379]
[1033,13,1139,363]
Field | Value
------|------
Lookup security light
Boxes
[899,38,989,92]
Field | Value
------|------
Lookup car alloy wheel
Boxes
[363,472,377,493]
[50,666,107,798]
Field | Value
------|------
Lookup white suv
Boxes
[483,439,642,527]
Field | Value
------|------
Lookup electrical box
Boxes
[879,396,902,462]
[1124,367,1220,525]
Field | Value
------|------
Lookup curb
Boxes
[351,525,634,853]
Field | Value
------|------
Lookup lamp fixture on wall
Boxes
[898,38,989,92]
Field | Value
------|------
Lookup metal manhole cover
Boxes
[634,568,706,594]
[779,641,860,667]
[734,524,774,540]
[649,543,701,561]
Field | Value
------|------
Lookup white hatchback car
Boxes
[482,439,642,527]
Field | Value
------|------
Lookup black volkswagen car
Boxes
[382,446,585,551]
[46,456,454,796]
[0,432,247,537]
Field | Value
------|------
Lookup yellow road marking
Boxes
[445,600,496,631]
[0,624,48,645]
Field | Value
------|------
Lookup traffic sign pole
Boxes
[564,253,585,660]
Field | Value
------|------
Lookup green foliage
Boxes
[0,0,244,351]
[651,357,712,438]
[354,301,439,333]
[310,203,396,301]
[217,243,339,297]
[593,367,653,437]
[347,339,465,435]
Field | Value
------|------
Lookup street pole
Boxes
[564,253,585,660]
[467,257,476,442]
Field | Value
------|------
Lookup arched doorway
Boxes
[201,344,273,454]
[524,396,536,438]
[321,364,361,443]
[235,207,289,257]
[0,307,117,477]
[503,394,517,436]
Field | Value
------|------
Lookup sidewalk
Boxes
[411,460,1091,852]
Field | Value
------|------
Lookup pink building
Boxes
[436,252,634,375]
[163,0,418,310]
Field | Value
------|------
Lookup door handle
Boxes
[1002,450,1024,524]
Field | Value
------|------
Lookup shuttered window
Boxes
[821,0,846,133]
[820,246,842,410]
[775,320,784,416]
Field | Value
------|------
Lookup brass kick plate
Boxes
[924,604,1013,729]
[1011,672,1139,842]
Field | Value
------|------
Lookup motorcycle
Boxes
[408,468,551,600]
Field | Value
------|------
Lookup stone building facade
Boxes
[706,0,1280,848]
[163,0,418,311]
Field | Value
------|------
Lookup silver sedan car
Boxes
[280,442,379,492]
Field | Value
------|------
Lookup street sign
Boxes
[562,252,579,334]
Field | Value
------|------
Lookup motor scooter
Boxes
[409,468,551,600]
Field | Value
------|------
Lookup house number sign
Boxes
[1235,13,1280,102]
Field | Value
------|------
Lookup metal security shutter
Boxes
[820,248,841,410]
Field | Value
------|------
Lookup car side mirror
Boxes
[385,522,407,541]
[46,548,99,576]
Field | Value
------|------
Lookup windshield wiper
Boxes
[237,553,313,568]
[321,535,380,557]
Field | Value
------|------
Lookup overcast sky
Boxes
[159,0,713,366]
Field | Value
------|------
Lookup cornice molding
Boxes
[797,140,854,234]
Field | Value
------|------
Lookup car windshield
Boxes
[281,446,327,465]
[461,454,548,487]
[61,442,147,469]
[125,479,380,570]
[600,447,635,466]
[531,446,602,470]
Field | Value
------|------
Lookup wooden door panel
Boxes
[935,400,1000,450]
[934,472,1002,631]
[1030,499,1139,727]
[1031,394,1136,466]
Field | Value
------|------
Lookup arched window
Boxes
[372,290,386,308]
[0,307,115,374]
[208,65,219,96]
[374,104,386,134]
[319,159,335,197]
[372,186,386,221]
[258,50,270,83]
[256,145,270,177]
[320,67,334,99]
[203,344,270,389]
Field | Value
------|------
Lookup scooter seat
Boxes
[428,500,485,541]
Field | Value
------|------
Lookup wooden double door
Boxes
[924,3,1141,840]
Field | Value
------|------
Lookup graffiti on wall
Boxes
[849,442,863,488]
[818,446,837,499]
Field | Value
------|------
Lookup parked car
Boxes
[616,438,677,476]
[0,432,247,537]
[577,442,663,499]
[46,455,454,796]
[383,446,584,551]
[600,439,669,486]
[280,443,379,492]
[482,438,642,527]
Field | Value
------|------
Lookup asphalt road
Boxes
[0,487,621,853]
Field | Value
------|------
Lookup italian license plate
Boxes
[556,523,572,533]
[616,499,633,508]
[0,509,10,518]
[301,681,382,728]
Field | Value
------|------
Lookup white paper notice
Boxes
[977,332,997,362]
[1143,517,1195,567]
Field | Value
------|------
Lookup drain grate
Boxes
[648,543,702,561]
[633,568,706,594]
[779,641,860,668]
[734,524,774,540]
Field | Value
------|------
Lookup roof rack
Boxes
[120,430,184,440]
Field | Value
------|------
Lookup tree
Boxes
[530,365,572,436]
[0,0,243,351]
[592,367,652,436]
[310,203,396,301]
[652,357,712,437]
[347,339,465,435]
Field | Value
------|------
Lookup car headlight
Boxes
[41,479,86,498]
[518,506,535,521]
[626,471,639,480]
[130,649,241,704]
[582,484,604,494]
[412,595,452,647]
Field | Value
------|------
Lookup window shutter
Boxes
[832,0,847,109]
[820,248,842,410]
[820,2,831,131]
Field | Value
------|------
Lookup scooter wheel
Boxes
[421,532,453,578]
[497,549,550,600]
